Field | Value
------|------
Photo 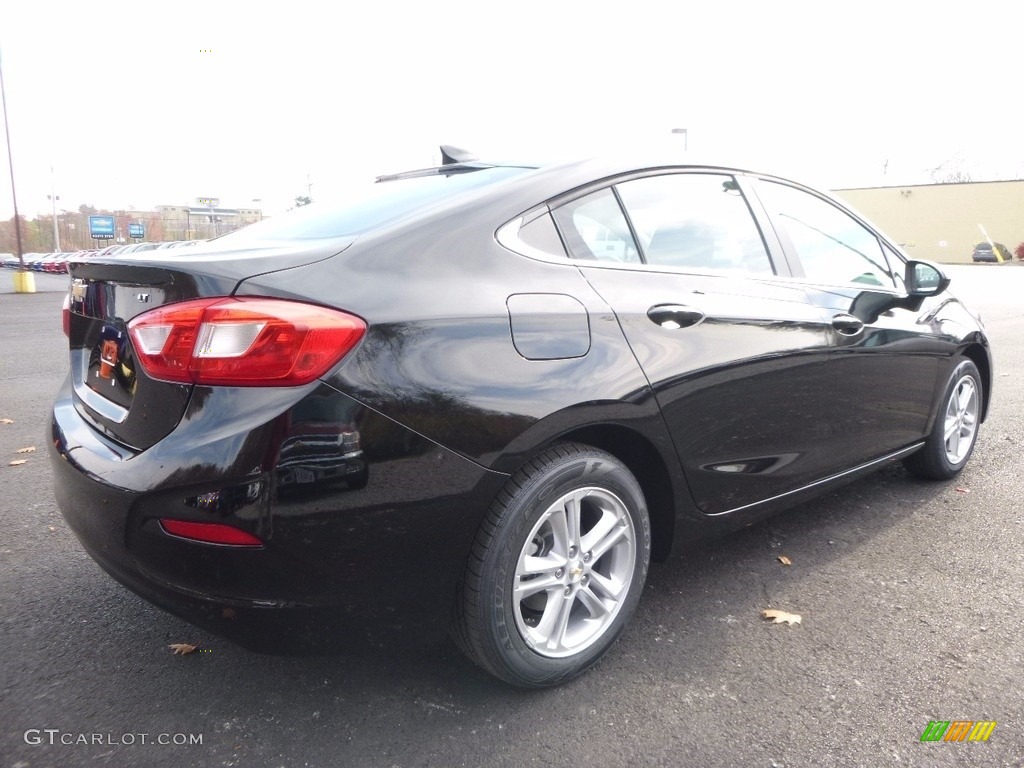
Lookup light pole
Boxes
[0,46,32,292]
[48,164,60,251]
[671,127,688,151]
[63,212,76,250]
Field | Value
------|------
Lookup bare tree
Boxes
[927,157,972,184]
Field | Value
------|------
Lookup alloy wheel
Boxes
[512,487,637,659]
[943,374,979,465]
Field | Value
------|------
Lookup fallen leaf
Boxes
[0,418,13,425]
[777,555,792,566]
[955,487,970,494]
[15,446,36,454]
[8,460,27,466]
[169,643,199,656]
[762,609,802,625]
[48,526,56,533]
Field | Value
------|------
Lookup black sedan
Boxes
[51,150,991,687]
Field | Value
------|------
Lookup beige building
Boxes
[833,180,1024,264]
[157,204,262,241]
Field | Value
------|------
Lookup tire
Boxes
[903,358,982,480]
[452,443,651,687]
[346,466,369,490]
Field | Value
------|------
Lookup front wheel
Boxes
[903,358,983,480]
[452,444,651,687]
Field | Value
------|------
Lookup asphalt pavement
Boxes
[1,265,1022,767]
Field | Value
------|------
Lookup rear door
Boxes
[553,172,835,515]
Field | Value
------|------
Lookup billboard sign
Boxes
[196,197,220,207]
[128,223,145,239]
[89,215,116,239]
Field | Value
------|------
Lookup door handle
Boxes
[647,304,705,329]
[831,313,864,336]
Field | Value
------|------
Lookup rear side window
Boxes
[218,166,530,242]
[518,213,566,257]
[615,174,774,275]
[551,189,641,264]
[756,181,896,289]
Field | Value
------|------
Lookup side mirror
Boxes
[905,260,950,297]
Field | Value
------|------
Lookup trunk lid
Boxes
[66,238,352,451]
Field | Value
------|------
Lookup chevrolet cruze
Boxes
[51,149,991,686]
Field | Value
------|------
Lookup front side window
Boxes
[884,245,907,292]
[756,181,896,289]
[615,173,775,275]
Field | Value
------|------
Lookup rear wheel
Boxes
[903,358,982,480]
[452,444,650,687]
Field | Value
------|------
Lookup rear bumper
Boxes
[49,377,508,650]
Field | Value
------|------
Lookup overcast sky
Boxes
[2,1,1022,220]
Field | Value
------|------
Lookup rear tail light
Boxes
[62,294,70,337]
[128,297,366,386]
[159,518,263,547]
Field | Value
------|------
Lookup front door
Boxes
[749,179,943,469]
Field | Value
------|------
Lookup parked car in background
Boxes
[127,242,163,254]
[51,150,992,688]
[39,253,68,274]
[971,242,1012,263]
[64,250,98,264]
[117,244,143,255]
[23,253,46,271]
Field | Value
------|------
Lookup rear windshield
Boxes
[218,166,530,242]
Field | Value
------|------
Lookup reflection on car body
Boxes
[275,396,367,492]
